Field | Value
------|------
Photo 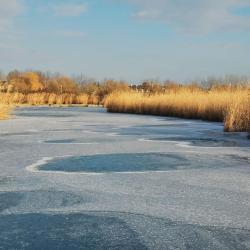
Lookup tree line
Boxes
[0,70,249,99]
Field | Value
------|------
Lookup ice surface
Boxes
[34,152,246,173]
[0,212,250,250]
[0,107,249,249]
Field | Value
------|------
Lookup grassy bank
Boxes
[104,89,250,133]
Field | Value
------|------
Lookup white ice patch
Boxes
[138,138,192,147]
[26,157,55,173]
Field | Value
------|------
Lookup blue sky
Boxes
[1,0,250,82]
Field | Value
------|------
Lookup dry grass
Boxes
[0,105,11,120]
[224,93,250,132]
[0,93,89,105]
[104,89,250,133]
[1,88,249,133]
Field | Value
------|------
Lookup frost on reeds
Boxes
[104,89,250,133]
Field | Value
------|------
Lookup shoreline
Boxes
[1,104,249,138]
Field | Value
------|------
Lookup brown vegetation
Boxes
[0,93,89,105]
[104,86,250,133]
[224,93,250,132]
[0,70,130,105]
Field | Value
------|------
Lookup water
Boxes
[0,107,249,250]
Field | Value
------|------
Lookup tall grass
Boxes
[224,93,250,132]
[104,89,250,133]
[0,93,89,105]
[0,105,10,120]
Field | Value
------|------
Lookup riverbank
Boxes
[104,89,250,133]
[1,89,249,134]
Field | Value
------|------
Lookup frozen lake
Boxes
[0,107,250,250]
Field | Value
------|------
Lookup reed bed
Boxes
[224,93,250,132]
[104,89,250,133]
[0,93,89,105]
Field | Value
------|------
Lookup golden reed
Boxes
[104,89,250,133]
[0,93,89,105]
[0,105,11,120]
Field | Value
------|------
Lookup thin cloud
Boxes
[52,3,87,17]
[125,0,250,32]
[134,10,161,19]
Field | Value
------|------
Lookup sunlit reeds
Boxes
[0,105,11,120]
[0,93,89,105]
[104,88,250,133]
[224,93,250,132]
